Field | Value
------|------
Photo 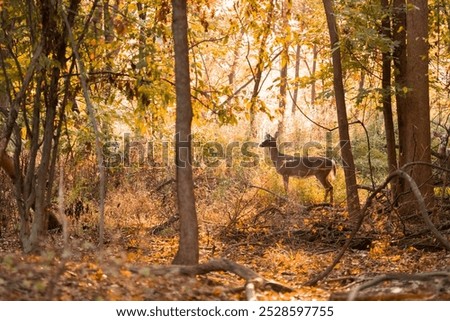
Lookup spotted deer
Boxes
[259,134,336,203]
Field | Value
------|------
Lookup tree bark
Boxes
[62,1,106,248]
[291,44,301,114]
[277,0,291,137]
[398,0,434,212]
[381,0,399,201]
[248,0,275,138]
[171,0,199,265]
[322,0,360,220]
[393,0,407,203]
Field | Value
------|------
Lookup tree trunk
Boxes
[393,0,407,202]
[398,0,434,213]
[0,0,81,252]
[248,0,275,138]
[277,0,291,137]
[171,0,199,265]
[310,44,318,106]
[381,0,399,201]
[291,43,301,114]
[228,30,244,87]
[62,0,106,248]
[322,0,361,220]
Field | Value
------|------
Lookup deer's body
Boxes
[260,134,336,203]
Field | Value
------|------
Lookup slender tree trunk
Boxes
[228,30,244,87]
[393,0,408,203]
[277,0,291,137]
[171,0,199,265]
[136,1,154,133]
[322,0,361,219]
[23,0,81,252]
[291,43,301,114]
[310,44,318,106]
[1,57,42,249]
[381,0,399,200]
[62,0,106,248]
[248,0,274,138]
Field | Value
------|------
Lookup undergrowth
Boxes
[1,153,450,300]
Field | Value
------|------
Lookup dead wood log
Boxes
[135,258,293,301]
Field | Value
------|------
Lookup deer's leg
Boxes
[317,173,333,204]
[327,186,334,204]
[283,175,289,194]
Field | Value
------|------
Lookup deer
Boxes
[259,133,336,203]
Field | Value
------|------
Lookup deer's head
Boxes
[259,134,277,148]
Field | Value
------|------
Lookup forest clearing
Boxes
[1,0,450,302]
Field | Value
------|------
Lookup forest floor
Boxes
[1,168,450,301]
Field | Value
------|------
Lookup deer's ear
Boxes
[264,133,271,140]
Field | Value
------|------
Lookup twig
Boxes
[248,184,289,202]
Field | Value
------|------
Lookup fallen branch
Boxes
[149,214,180,235]
[304,165,450,286]
[303,181,389,286]
[134,258,293,301]
[155,178,176,192]
[346,271,450,301]
[330,290,438,301]
[305,203,334,211]
[396,170,450,251]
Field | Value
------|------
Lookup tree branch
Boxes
[347,271,450,300]
[134,258,293,301]
[304,164,450,286]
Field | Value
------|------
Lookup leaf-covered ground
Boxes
[1,168,450,300]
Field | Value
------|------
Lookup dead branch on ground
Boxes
[337,271,450,301]
[305,203,334,210]
[134,258,293,301]
[149,214,180,235]
[155,178,176,192]
[304,165,450,287]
